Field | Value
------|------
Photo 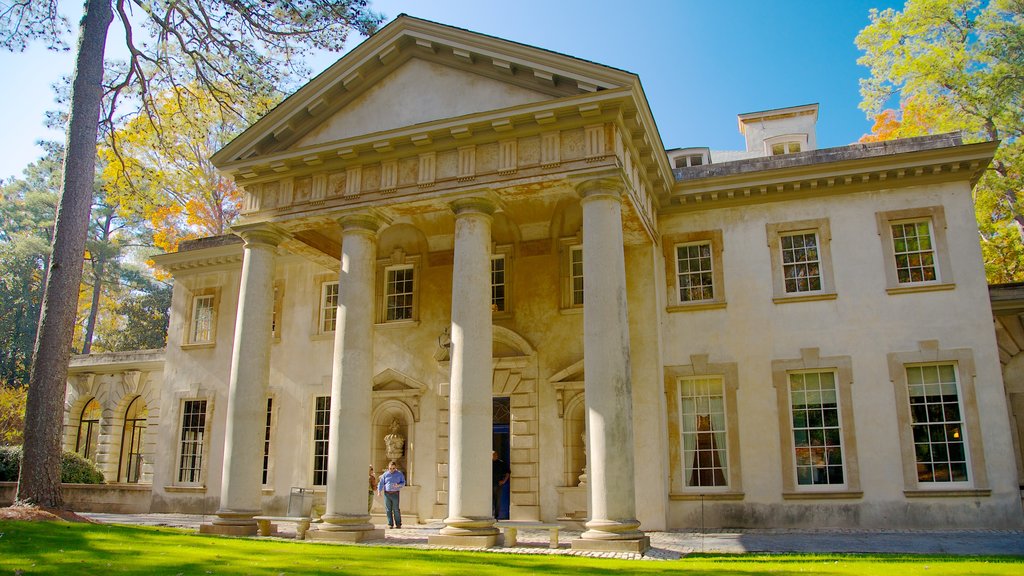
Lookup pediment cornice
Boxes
[213,15,641,167]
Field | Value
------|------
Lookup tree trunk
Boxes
[81,260,103,355]
[16,0,113,509]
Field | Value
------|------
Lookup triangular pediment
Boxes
[295,58,553,148]
[212,14,639,167]
[372,368,426,395]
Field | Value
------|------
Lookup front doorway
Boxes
[493,396,511,519]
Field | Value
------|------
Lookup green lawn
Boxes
[1,521,1021,576]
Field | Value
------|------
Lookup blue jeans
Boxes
[384,491,402,527]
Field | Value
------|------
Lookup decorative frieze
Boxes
[585,124,606,160]
[381,159,398,192]
[311,173,328,204]
[418,152,436,186]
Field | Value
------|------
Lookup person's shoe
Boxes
[396,525,402,529]
[388,525,394,529]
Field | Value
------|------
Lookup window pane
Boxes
[191,295,214,343]
[570,247,584,306]
[178,400,207,484]
[677,241,714,302]
[491,255,506,312]
[790,371,844,486]
[386,267,415,321]
[313,396,331,486]
[907,364,968,483]
[892,220,938,284]
[781,232,822,294]
[320,282,339,333]
[680,377,728,487]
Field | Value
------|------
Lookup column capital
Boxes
[232,223,289,248]
[576,178,625,203]
[337,212,385,235]
[450,196,497,218]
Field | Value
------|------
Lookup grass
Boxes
[1,521,1022,576]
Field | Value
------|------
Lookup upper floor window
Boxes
[319,281,339,333]
[676,241,715,302]
[385,265,415,321]
[780,232,822,293]
[189,294,215,344]
[876,206,954,294]
[570,245,584,307]
[491,254,507,313]
[891,220,937,283]
[767,219,836,303]
[764,134,808,157]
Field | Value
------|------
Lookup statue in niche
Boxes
[384,418,406,460]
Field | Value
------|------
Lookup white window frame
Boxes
[319,281,339,334]
[312,395,331,487]
[569,245,584,307]
[905,363,971,486]
[787,370,847,489]
[767,219,836,303]
[176,399,208,486]
[188,294,216,345]
[678,376,730,489]
[876,206,954,294]
[384,264,415,322]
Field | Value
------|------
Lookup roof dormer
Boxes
[737,103,818,156]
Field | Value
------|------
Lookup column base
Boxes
[571,536,651,553]
[428,533,501,548]
[199,523,258,536]
[306,528,385,543]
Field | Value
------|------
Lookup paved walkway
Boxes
[80,513,1024,560]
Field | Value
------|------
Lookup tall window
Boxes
[780,232,822,293]
[676,241,714,302]
[891,220,937,284]
[190,294,215,344]
[679,377,728,487]
[177,400,207,484]
[789,371,845,486]
[262,398,273,485]
[491,255,506,313]
[570,246,584,307]
[385,265,415,321]
[312,396,331,486]
[76,398,101,462]
[118,396,147,483]
[907,364,968,483]
[319,281,339,333]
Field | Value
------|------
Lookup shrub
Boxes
[0,446,105,484]
[59,451,105,484]
[0,445,20,481]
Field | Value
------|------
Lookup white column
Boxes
[578,179,644,542]
[320,213,381,535]
[209,225,285,533]
[440,197,498,538]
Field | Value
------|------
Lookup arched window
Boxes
[76,399,101,462]
[118,396,148,483]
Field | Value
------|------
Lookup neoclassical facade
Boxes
[60,16,1023,547]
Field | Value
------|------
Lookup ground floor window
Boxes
[119,396,147,483]
[313,396,331,486]
[788,371,845,486]
[907,363,968,483]
[76,398,101,462]
[679,376,728,487]
[177,399,207,484]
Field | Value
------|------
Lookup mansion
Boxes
[53,15,1023,549]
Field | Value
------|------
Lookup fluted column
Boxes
[432,197,499,546]
[317,213,382,541]
[574,178,647,549]
[203,224,286,536]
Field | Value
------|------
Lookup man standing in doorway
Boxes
[492,451,510,519]
[377,460,406,528]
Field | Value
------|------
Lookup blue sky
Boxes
[0,0,903,182]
